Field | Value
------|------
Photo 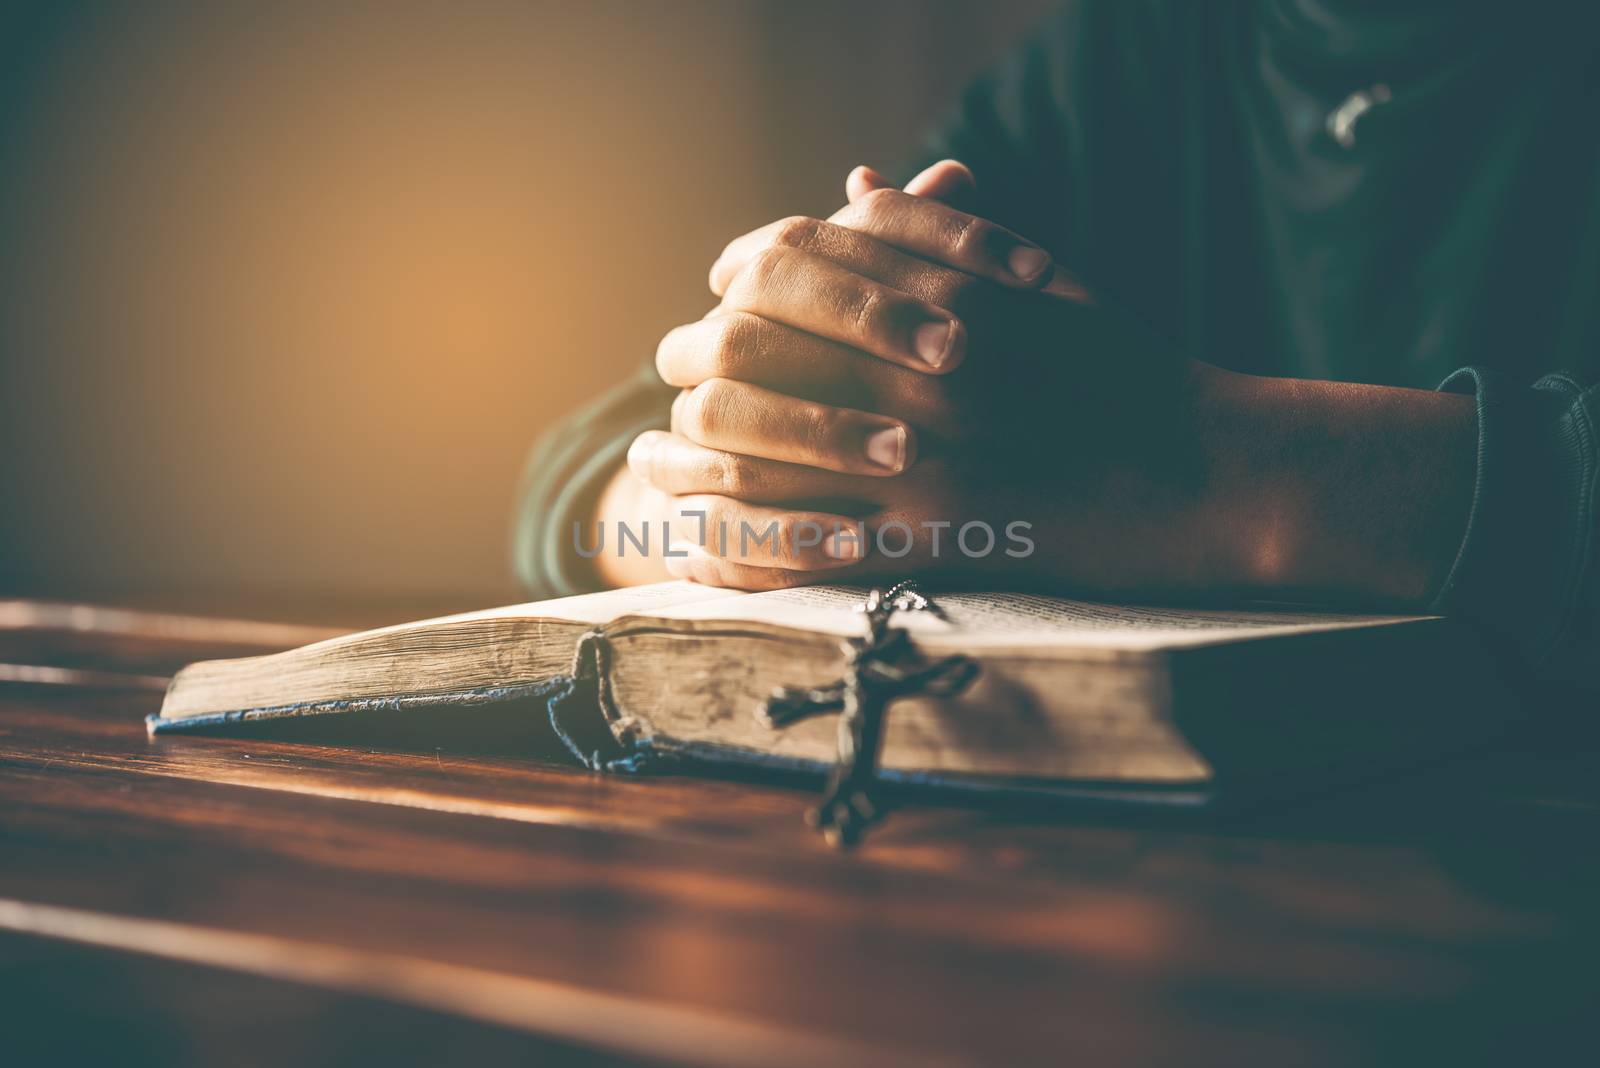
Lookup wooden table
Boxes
[2,599,1596,1066]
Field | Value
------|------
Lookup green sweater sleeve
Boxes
[512,364,674,598]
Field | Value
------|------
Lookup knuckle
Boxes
[948,213,985,259]
[715,451,757,497]
[782,516,831,563]
[772,215,821,250]
[856,186,897,220]
[775,521,802,560]
[849,286,886,336]
[774,517,804,559]
[807,404,849,461]
[742,246,788,293]
[681,377,732,438]
[709,314,755,377]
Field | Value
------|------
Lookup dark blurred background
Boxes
[0,0,1054,614]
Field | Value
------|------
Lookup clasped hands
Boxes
[622,160,1231,593]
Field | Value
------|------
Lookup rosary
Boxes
[757,581,979,849]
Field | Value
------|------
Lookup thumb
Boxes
[845,158,977,205]
[845,164,891,203]
[903,159,976,201]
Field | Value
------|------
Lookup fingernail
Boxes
[865,426,906,471]
[664,555,692,578]
[824,530,863,560]
[1007,245,1050,283]
[913,320,954,368]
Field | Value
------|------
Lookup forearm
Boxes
[1203,368,1478,605]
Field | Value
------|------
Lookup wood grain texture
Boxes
[1,600,1598,1066]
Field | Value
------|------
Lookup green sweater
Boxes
[516,0,1600,691]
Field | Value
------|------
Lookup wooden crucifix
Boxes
[757,583,979,849]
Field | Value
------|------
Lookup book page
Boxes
[156,581,747,721]
[635,585,1431,650]
[313,581,745,647]
[432,581,743,628]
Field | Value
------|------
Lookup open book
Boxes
[147,582,1508,804]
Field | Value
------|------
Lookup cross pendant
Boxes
[757,584,979,849]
